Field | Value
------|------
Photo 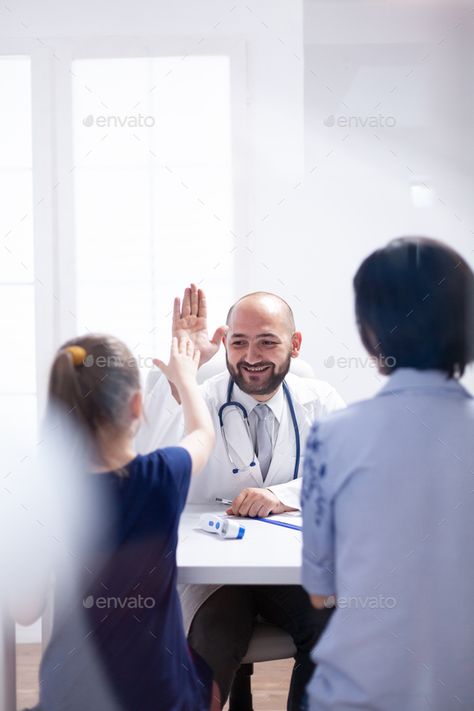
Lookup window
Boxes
[72,55,233,367]
[0,56,37,444]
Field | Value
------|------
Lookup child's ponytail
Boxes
[47,335,141,468]
[48,346,89,427]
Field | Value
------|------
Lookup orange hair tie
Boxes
[65,345,87,367]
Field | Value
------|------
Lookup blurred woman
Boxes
[302,237,474,710]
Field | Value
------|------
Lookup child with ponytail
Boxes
[21,334,218,711]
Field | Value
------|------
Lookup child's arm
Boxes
[154,337,215,475]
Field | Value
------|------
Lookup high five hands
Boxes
[171,284,228,368]
[153,337,200,391]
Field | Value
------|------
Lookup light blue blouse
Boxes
[301,368,474,711]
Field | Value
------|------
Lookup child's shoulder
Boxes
[131,447,192,500]
[134,446,191,476]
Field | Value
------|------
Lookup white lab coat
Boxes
[136,368,345,632]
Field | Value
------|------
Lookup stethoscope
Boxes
[217,378,301,479]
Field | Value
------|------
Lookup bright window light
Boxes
[72,56,233,371]
[0,56,36,422]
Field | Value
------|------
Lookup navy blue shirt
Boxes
[37,447,211,711]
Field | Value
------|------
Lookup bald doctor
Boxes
[137,284,344,710]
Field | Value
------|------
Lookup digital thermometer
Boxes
[198,514,245,540]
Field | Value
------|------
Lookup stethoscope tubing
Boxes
[218,377,300,480]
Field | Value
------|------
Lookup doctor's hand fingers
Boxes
[236,493,257,517]
[182,287,191,317]
[190,283,198,315]
[246,501,260,518]
[247,498,268,518]
[198,288,207,318]
[210,325,228,348]
[257,503,273,518]
[173,297,181,327]
[229,490,249,516]
[152,358,168,378]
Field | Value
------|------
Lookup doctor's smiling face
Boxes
[224,292,302,401]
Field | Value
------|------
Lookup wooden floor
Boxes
[17,644,293,711]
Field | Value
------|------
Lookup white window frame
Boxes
[2,37,248,417]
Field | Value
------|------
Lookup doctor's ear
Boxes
[290,332,302,357]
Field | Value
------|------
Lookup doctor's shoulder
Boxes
[199,370,230,406]
[285,372,345,416]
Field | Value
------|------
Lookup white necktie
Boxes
[254,404,273,480]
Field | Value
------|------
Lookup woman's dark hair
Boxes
[354,237,474,378]
[47,334,140,467]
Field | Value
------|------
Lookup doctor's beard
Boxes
[225,351,292,397]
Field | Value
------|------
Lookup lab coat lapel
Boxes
[263,383,307,487]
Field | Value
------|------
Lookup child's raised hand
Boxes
[153,337,200,389]
[156,336,214,475]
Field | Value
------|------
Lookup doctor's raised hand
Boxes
[172,283,228,367]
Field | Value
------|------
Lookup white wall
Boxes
[294,0,474,403]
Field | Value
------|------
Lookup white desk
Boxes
[177,505,302,585]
